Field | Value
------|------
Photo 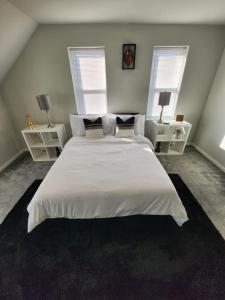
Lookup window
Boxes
[220,136,225,150]
[68,47,107,114]
[147,46,189,118]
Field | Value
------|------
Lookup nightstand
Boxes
[21,124,67,161]
[148,120,192,155]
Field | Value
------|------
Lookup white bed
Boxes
[27,135,188,232]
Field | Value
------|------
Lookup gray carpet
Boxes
[158,147,225,239]
[0,146,225,239]
[0,152,52,224]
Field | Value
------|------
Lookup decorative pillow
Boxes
[112,114,145,136]
[83,117,104,138]
[115,116,135,137]
[70,114,115,136]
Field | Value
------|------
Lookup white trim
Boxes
[191,143,225,173]
[0,148,28,173]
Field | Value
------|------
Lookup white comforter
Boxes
[27,135,188,232]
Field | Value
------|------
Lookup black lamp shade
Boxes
[36,94,51,111]
[158,92,171,106]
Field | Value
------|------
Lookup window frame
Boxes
[67,46,108,115]
[147,46,189,119]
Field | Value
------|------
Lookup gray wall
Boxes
[0,0,37,83]
[2,24,225,147]
[0,93,21,168]
[0,0,37,169]
[194,48,225,169]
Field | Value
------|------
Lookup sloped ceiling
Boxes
[8,0,225,25]
[0,0,37,84]
[1,0,225,85]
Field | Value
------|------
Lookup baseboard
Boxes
[191,143,225,173]
[0,148,27,173]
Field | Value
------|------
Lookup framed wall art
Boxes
[122,44,136,70]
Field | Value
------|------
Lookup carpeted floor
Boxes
[0,174,225,300]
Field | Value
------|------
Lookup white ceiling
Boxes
[7,0,225,25]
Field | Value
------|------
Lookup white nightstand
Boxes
[22,124,67,161]
[148,120,192,155]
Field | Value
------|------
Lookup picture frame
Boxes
[122,44,136,70]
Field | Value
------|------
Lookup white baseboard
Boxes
[191,143,225,173]
[0,148,27,173]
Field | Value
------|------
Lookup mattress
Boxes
[27,135,188,232]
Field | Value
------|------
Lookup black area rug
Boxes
[0,175,225,300]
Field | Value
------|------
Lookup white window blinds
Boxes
[68,47,107,114]
[147,46,188,118]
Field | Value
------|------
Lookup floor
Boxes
[158,147,225,239]
[0,153,53,224]
[0,147,225,239]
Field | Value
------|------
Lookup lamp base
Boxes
[157,118,163,124]
[47,121,55,128]
[157,105,164,124]
[46,111,55,128]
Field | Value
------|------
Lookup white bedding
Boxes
[27,135,188,232]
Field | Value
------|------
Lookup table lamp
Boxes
[158,91,171,124]
[36,94,55,128]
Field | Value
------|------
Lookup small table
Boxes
[148,120,192,155]
[21,124,67,161]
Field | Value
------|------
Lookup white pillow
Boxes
[101,114,115,135]
[69,114,145,136]
[70,115,85,136]
[136,114,145,135]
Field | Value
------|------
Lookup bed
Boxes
[27,128,188,233]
